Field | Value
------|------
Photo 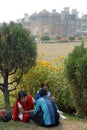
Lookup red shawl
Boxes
[12,95,34,121]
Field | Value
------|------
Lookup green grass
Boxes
[64,113,86,121]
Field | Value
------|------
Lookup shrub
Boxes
[41,33,50,41]
[55,35,62,40]
[17,56,75,113]
[65,42,87,118]
[68,35,75,42]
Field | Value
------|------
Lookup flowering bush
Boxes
[16,55,75,113]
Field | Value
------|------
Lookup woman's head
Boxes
[41,83,49,92]
[18,90,27,102]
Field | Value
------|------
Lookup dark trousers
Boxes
[30,113,44,126]
[30,113,60,127]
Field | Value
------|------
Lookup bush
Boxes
[41,35,50,41]
[55,35,62,40]
[17,57,75,113]
[68,35,75,42]
[65,42,87,118]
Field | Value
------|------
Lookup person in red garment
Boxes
[12,90,35,122]
[0,109,6,120]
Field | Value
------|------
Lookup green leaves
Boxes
[65,42,87,118]
[0,22,37,72]
[0,22,37,110]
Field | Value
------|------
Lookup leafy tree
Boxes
[68,35,75,42]
[56,35,61,40]
[0,22,37,111]
[41,33,50,41]
[65,42,87,118]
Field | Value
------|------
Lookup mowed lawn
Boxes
[37,42,87,63]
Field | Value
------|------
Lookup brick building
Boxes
[26,8,76,37]
[17,7,83,37]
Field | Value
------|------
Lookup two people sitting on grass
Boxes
[36,82,59,103]
[36,82,66,119]
[31,88,60,126]
[36,83,51,100]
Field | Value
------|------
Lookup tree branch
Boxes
[9,68,17,75]
[8,69,23,85]
[0,86,3,91]
[8,73,22,92]
[0,83,4,92]
[8,79,18,85]
[8,85,17,92]
[8,83,19,92]
[0,83,4,86]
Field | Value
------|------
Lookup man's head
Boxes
[39,88,47,97]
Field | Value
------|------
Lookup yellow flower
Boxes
[60,56,64,59]
[43,61,51,66]
[54,58,58,61]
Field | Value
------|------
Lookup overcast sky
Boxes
[0,0,87,23]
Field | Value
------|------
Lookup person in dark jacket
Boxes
[31,88,60,126]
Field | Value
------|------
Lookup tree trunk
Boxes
[3,88,10,111]
[3,70,11,112]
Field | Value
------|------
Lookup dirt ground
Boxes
[31,119,87,130]
[0,118,87,130]
[60,119,87,130]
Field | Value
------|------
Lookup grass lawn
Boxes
[37,42,87,63]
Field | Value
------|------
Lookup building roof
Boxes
[30,12,37,18]
[51,9,60,17]
[37,9,50,17]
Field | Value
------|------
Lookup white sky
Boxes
[0,0,87,23]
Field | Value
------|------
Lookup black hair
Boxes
[39,88,47,97]
[41,83,49,88]
[18,90,27,100]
